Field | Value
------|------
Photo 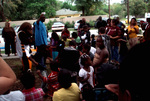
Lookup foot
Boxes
[8,54,10,57]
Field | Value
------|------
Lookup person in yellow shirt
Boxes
[53,69,81,101]
[127,18,139,48]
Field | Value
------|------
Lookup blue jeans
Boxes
[110,46,119,62]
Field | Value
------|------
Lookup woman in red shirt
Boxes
[107,19,121,64]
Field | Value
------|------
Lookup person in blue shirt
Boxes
[34,14,48,90]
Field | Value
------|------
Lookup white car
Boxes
[0,28,4,49]
[74,20,80,30]
[51,22,65,31]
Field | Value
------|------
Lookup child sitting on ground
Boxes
[37,61,60,98]
[20,71,45,101]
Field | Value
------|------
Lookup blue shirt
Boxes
[35,21,47,46]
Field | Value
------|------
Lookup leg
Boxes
[5,41,10,56]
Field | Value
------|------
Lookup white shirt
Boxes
[0,90,25,101]
[79,66,94,90]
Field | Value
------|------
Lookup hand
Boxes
[87,73,90,79]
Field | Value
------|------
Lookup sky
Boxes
[59,0,122,5]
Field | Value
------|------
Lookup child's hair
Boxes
[58,69,72,89]
[80,54,90,66]
[83,43,91,52]
[20,71,35,89]
[91,34,95,39]
[69,40,76,46]
[50,61,59,72]
[98,27,106,34]
[72,32,78,39]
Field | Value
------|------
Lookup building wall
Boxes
[55,14,81,18]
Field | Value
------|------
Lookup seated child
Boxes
[20,71,45,101]
[37,61,60,97]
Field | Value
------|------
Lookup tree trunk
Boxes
[0,0,6,21]
[82,7,85,16]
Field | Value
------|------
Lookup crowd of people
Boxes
[1,13,150,101]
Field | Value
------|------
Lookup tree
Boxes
[0,0,21,21]
[129,0,146,17]
[71,0,103,16]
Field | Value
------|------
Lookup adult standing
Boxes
[34,14,48,90]
[96,16,107,29]
[127,18,139,48]
[107,19,121,64]
[2,22,17,56]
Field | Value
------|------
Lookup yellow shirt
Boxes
[127,25,139,38]
[53,83,80,101]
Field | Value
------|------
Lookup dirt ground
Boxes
[4,58,52,101]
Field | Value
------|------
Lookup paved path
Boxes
[1,54,19,59]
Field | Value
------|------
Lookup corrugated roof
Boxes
[56,9,82,16]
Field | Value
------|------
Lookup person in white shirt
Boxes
[0,90,25,101]
[78,53,94,90]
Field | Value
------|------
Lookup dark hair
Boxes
[82,43,91,52]
[98,27,106,34]
[50,61,59,72]
[18,22,32,33]
[52,32,59,41]
[69,40,76,46]
[72,32,78,38]
[20,71,35,89]
[112,19,119,26]
[58,69,72,89]
[91,34,95,39]
[80,54,90,66]
[120,41,150,100]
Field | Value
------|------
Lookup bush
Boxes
[65,21,74,28]
[46,20,53,30]
[88,20,95,27]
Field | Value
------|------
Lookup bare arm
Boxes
[0,58,16,94]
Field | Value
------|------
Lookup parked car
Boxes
[74,20,80,30]
[51,22,65,31]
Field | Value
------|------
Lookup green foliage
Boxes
[129,0,146,17]
[65,21,74,28]
[88,20,95,27]
[46,20,53,30]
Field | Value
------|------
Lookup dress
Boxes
[79,66,94,90]
[53,83,80,101]
[22,87,45,101]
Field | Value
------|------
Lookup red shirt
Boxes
[22,87,45,101]
[107,26,121,46]
[43,71,59,97]
[61,30,70,38]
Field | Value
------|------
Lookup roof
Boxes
[56,9,82,16]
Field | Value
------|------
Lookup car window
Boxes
[53,22,63,25]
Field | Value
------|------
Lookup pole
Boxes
[108,0,110,18]
[127,0,129,24]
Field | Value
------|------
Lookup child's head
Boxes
[98,27,106,34]
[20,71,35,89]
[50,61,59,72]
[91,34,95,39]
[80,53,92,66]
[82,43,91,54]
[72,32,78,39]
[96,35,105,49]
[83,25,89,32]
